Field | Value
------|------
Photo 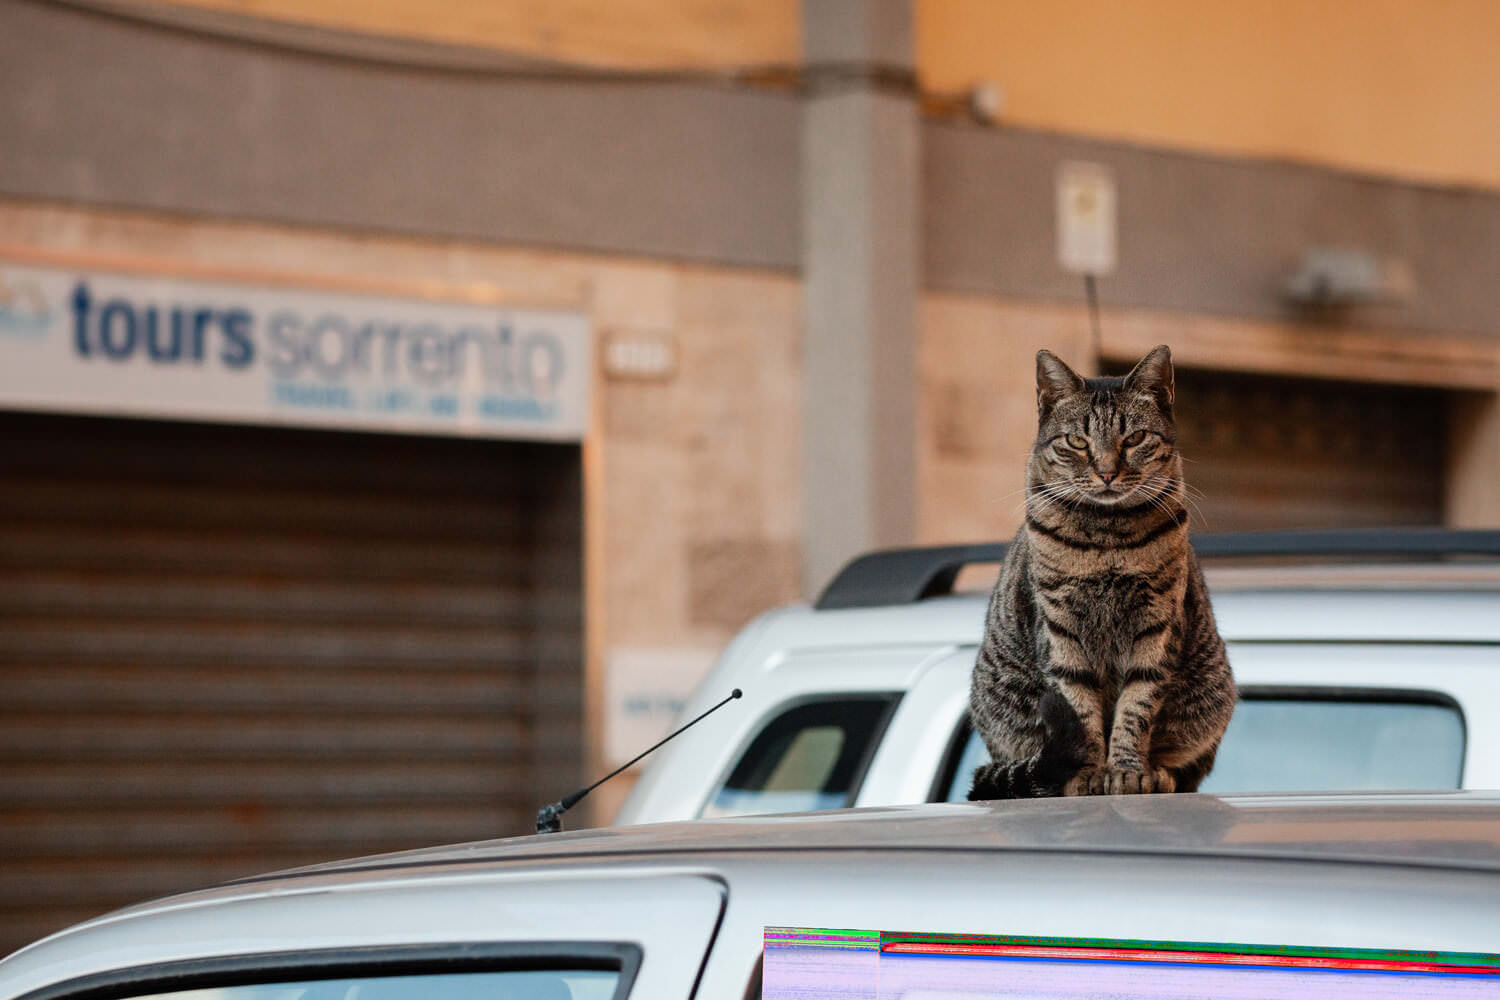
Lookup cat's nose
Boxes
[1098,472,1117,485]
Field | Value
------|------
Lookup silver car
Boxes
[3,793,1498,998]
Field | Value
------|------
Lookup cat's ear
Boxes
[1124,344,1174,413]
[1036,350,1085,420]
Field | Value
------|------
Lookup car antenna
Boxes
[535,688,743,835]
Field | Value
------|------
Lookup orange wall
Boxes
[917,0,1500,190]
[164,0,1500,190]
[163,0,798,68]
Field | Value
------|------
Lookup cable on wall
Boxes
[27,0,1002,114]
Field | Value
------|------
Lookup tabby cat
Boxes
[968,345,1235,799]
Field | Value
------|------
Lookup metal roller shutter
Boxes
[1172,371,1445,530]
[1095,366,1446,531]
[0,412,583,953]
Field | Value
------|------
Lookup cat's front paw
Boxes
[1104,766,1176,795]
[1063,766,1107,796]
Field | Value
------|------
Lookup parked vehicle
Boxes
[3,793,1498,999]
[617,529,1500,826]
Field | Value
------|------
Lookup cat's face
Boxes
[1028,345,1181,510]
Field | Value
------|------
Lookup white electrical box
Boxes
[1056,161,1118,276]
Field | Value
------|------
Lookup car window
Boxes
[938,690,1464,801]
[703,696,899,819]
[1200,693,1464,793]
[113,970,619,1000]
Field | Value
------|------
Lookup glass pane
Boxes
[943,696,1464,800]
[1201,699,1464,793]
[763,726,845,792]
[943,727,990,802]
[703,698,895,819]
[128,970,619,1000]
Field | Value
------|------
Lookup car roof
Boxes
[10,793,1499,992]
[249,791,1500,884]
[739,581,1500,652]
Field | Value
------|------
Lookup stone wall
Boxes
[917,294,1094,546]
[0,198,805,825]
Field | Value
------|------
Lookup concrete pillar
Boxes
[1447,390,1500,527]
[801,0,921,597]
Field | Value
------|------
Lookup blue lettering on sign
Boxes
[369,388,416,413]
[273,381,353,409]
[480,396,556,421]
[220,309,254,368]
[63,279,571,424]
[264,313,556,396]
[71,282,255,368]
[98,299,136,358]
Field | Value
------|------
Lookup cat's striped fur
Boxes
[968,345,1236,799]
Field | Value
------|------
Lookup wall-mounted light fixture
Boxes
[1283,247,1415,308]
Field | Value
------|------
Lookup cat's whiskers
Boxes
[995,481,1059,506]
[1159,469,1207,499]
[1158,473,1209,513]
[1145,474,1210,530]
[1018,480,1084,519]
[1140,486,1181,525]
[1019,485,1065,515]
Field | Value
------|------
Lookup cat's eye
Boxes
[1123,430,1146,446]
[1065,434,1088,450]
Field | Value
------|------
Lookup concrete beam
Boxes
[801,0,920,596]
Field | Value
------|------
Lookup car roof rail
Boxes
[814,543,1010,610]
[813,528,1500,611]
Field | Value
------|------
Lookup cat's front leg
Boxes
[1050,675,1109,796]
[1041,622,1109,795]
[1104,626,1176,794]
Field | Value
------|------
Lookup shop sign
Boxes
[605,647,720,768]
[0,262,590,440]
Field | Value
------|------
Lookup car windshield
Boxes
[941,692,1465,802]
[703,696,898,819]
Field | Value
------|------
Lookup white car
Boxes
[3,793,1499,999]
[617,529,1500,826]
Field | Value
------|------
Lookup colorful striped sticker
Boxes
[763,927,1500,998]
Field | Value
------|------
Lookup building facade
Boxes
[2,0,1498,953]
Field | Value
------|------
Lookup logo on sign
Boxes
[0,274,52,337]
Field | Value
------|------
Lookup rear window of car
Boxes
[702,695,899,819]
[937,689,1464,801]
[137,971,620,1000]
[36,945,640,1000]
[1200,690,1465,793]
